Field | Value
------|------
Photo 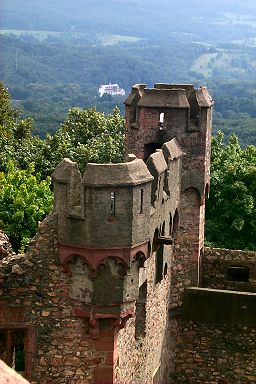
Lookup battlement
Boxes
[52,139,182,254]
[52,138,183,330]
[125,83,213,166]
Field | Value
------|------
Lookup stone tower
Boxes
[125,84,214,304]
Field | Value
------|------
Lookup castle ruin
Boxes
[0,84,255,384]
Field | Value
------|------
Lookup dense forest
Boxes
[1,32,256,146]
[3,0,256,43]
[2,0,256,144]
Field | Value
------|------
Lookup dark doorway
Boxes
[144,143,162,162]
[0,329,26,375]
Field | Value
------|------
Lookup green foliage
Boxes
[0,83,125,250]
[0,161,53,252]
[58,106,125,168]
[206,132,256,250]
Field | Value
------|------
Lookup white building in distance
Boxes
[99,83,125,98]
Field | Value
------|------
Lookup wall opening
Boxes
[155,244,164,284]
[135,280,147,339]
[205,183,210,200]
[172,209,179,237]
[0,329,26,376]
[144,143,161,162]
[110,192,116,214]
[226,266,250,282]
[159,112,165,130]
[161,221,165,236]
[169,213,172,236]
[140,188,144,214]
[152,228,159,253]
[164,263,168,278]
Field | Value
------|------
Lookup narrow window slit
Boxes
[110,192,116,214]
[159,112,165,130]
[140,189,144,213]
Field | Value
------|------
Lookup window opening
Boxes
[169,213,172,236]
[152,228,159,253]
[161,222,165,236]
[140,189,144,214]
[164,263,168,278]
[226,266,250,282]
[155,244,164,284]
[159,113,165,130]
[143,143,161,162]
[0,329,25,376]
[110,192,116,214]
[172,209,179,237]
[135,281,147,339]
[157,176,162,201]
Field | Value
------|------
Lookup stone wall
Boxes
[169,318,256,384]
[116,247,172,384]
[203,247,256,292]
[0,215,109,384]
[169,282,256,384]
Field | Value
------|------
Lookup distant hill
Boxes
[1,0,256,145]
[2,0,256,43]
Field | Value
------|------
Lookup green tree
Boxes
[206,131,256,250]
[0,84,125,250]
[0,161,53,252]
[44,106,125,175]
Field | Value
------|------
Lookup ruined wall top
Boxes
[52,138,183,251]
[83,158,153,187]
[125,83,214,109]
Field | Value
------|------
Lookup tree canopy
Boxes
[206,131,256,250]
[0,83,125,251]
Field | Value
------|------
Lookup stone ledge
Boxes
[181,287,256,326]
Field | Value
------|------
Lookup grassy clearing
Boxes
[0,29,142,46]
[191,53,218,77]
[190,51,244,77]
[98,34,142,46]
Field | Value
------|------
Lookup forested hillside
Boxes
[2,0,256,42]
[1,0,256,145]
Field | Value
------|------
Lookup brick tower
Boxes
[125,83,214,305]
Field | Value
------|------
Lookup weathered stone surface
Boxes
[0,230,13,259]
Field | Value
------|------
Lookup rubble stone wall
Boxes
[0,215,107,384]
[116,247,172,384]
[169,318,256,384]
[203,247,256,292]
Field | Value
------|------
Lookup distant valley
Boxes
[1,0,256,145]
